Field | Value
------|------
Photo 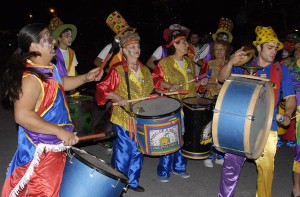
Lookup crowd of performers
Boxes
[1,10,300,197]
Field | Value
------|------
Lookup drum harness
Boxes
[244,62,283,114]
[122,63,137,140]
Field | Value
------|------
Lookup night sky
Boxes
[1,0,300,72]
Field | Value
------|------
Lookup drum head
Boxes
[70,147,128,182]
[182,97,213,108]
[132,97,181,118]
[68,95,94,104]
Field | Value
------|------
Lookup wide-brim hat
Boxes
[286,33,300,43]
[212,29,233,43]
[49,17,77,42]
[253,26,283,51]
[163,24,190,41]
[106,11,136,39]
[212,17,234,43]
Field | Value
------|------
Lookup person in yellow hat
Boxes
[95,30,153,193]
[196,17,234,75]
[94,11,136,155]
[218,26,296,197]
[94,11,136,69]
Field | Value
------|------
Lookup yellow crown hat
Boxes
[253,26,283,51]
[106,11,136,39]
[212,17,234,43]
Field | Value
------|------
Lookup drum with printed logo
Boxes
[132,97,183,156]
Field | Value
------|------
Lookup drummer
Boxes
[152,30,208,183]
[200,39,232,168]
[95,31,153,192]
[217,26,296,197]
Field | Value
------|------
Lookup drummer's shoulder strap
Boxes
[270,62,282,107]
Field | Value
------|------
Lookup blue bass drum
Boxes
[60,147,129,197]
[212,74,274,159]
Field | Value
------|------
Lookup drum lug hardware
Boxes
[67,149,74,164]
[90,169,96,177]
[112,178,121,188]
[134,106,145,114]
[246,115,255,121]
[213,109,220,113]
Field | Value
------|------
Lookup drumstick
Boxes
[95,53,112,78]
[79,133,106,141]
[179,72,209,87]
[112,94,159,106]
[96,38,121,78]
[163,89,189,96]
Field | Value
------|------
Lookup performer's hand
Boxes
[56,128,79,146]
[280,114,291,126]
[117,99,128,106]
[170,84,180,92]
[199,78,208,86]
[85,67,104,82]
[229,47,247,66]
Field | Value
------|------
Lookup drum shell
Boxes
[67,95,94,136]
[212,75,274,159]
[60,147,129,197]
[181,97,214,159]
[133,97,183,156]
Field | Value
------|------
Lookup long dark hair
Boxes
[0,23,49,108]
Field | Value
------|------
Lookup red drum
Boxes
[181,97,214,159]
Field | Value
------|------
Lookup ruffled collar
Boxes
[26,59,54,69]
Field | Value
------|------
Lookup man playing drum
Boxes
[217,26,296,197]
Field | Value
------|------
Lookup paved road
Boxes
[0,104,295,196]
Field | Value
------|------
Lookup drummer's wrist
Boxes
[283,113,291,119]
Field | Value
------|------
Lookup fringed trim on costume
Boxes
[128,116,137,142]
[9,143,66,197]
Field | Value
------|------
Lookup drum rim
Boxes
[70,148,129,183]
[67,95,94,104]
[182,96,213,108]
[133,97,182,118]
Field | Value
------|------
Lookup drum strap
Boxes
[123,60,137,140]
[270,62,282,108]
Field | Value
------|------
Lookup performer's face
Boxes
[294,43,300,61]
[123,43,141,59]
